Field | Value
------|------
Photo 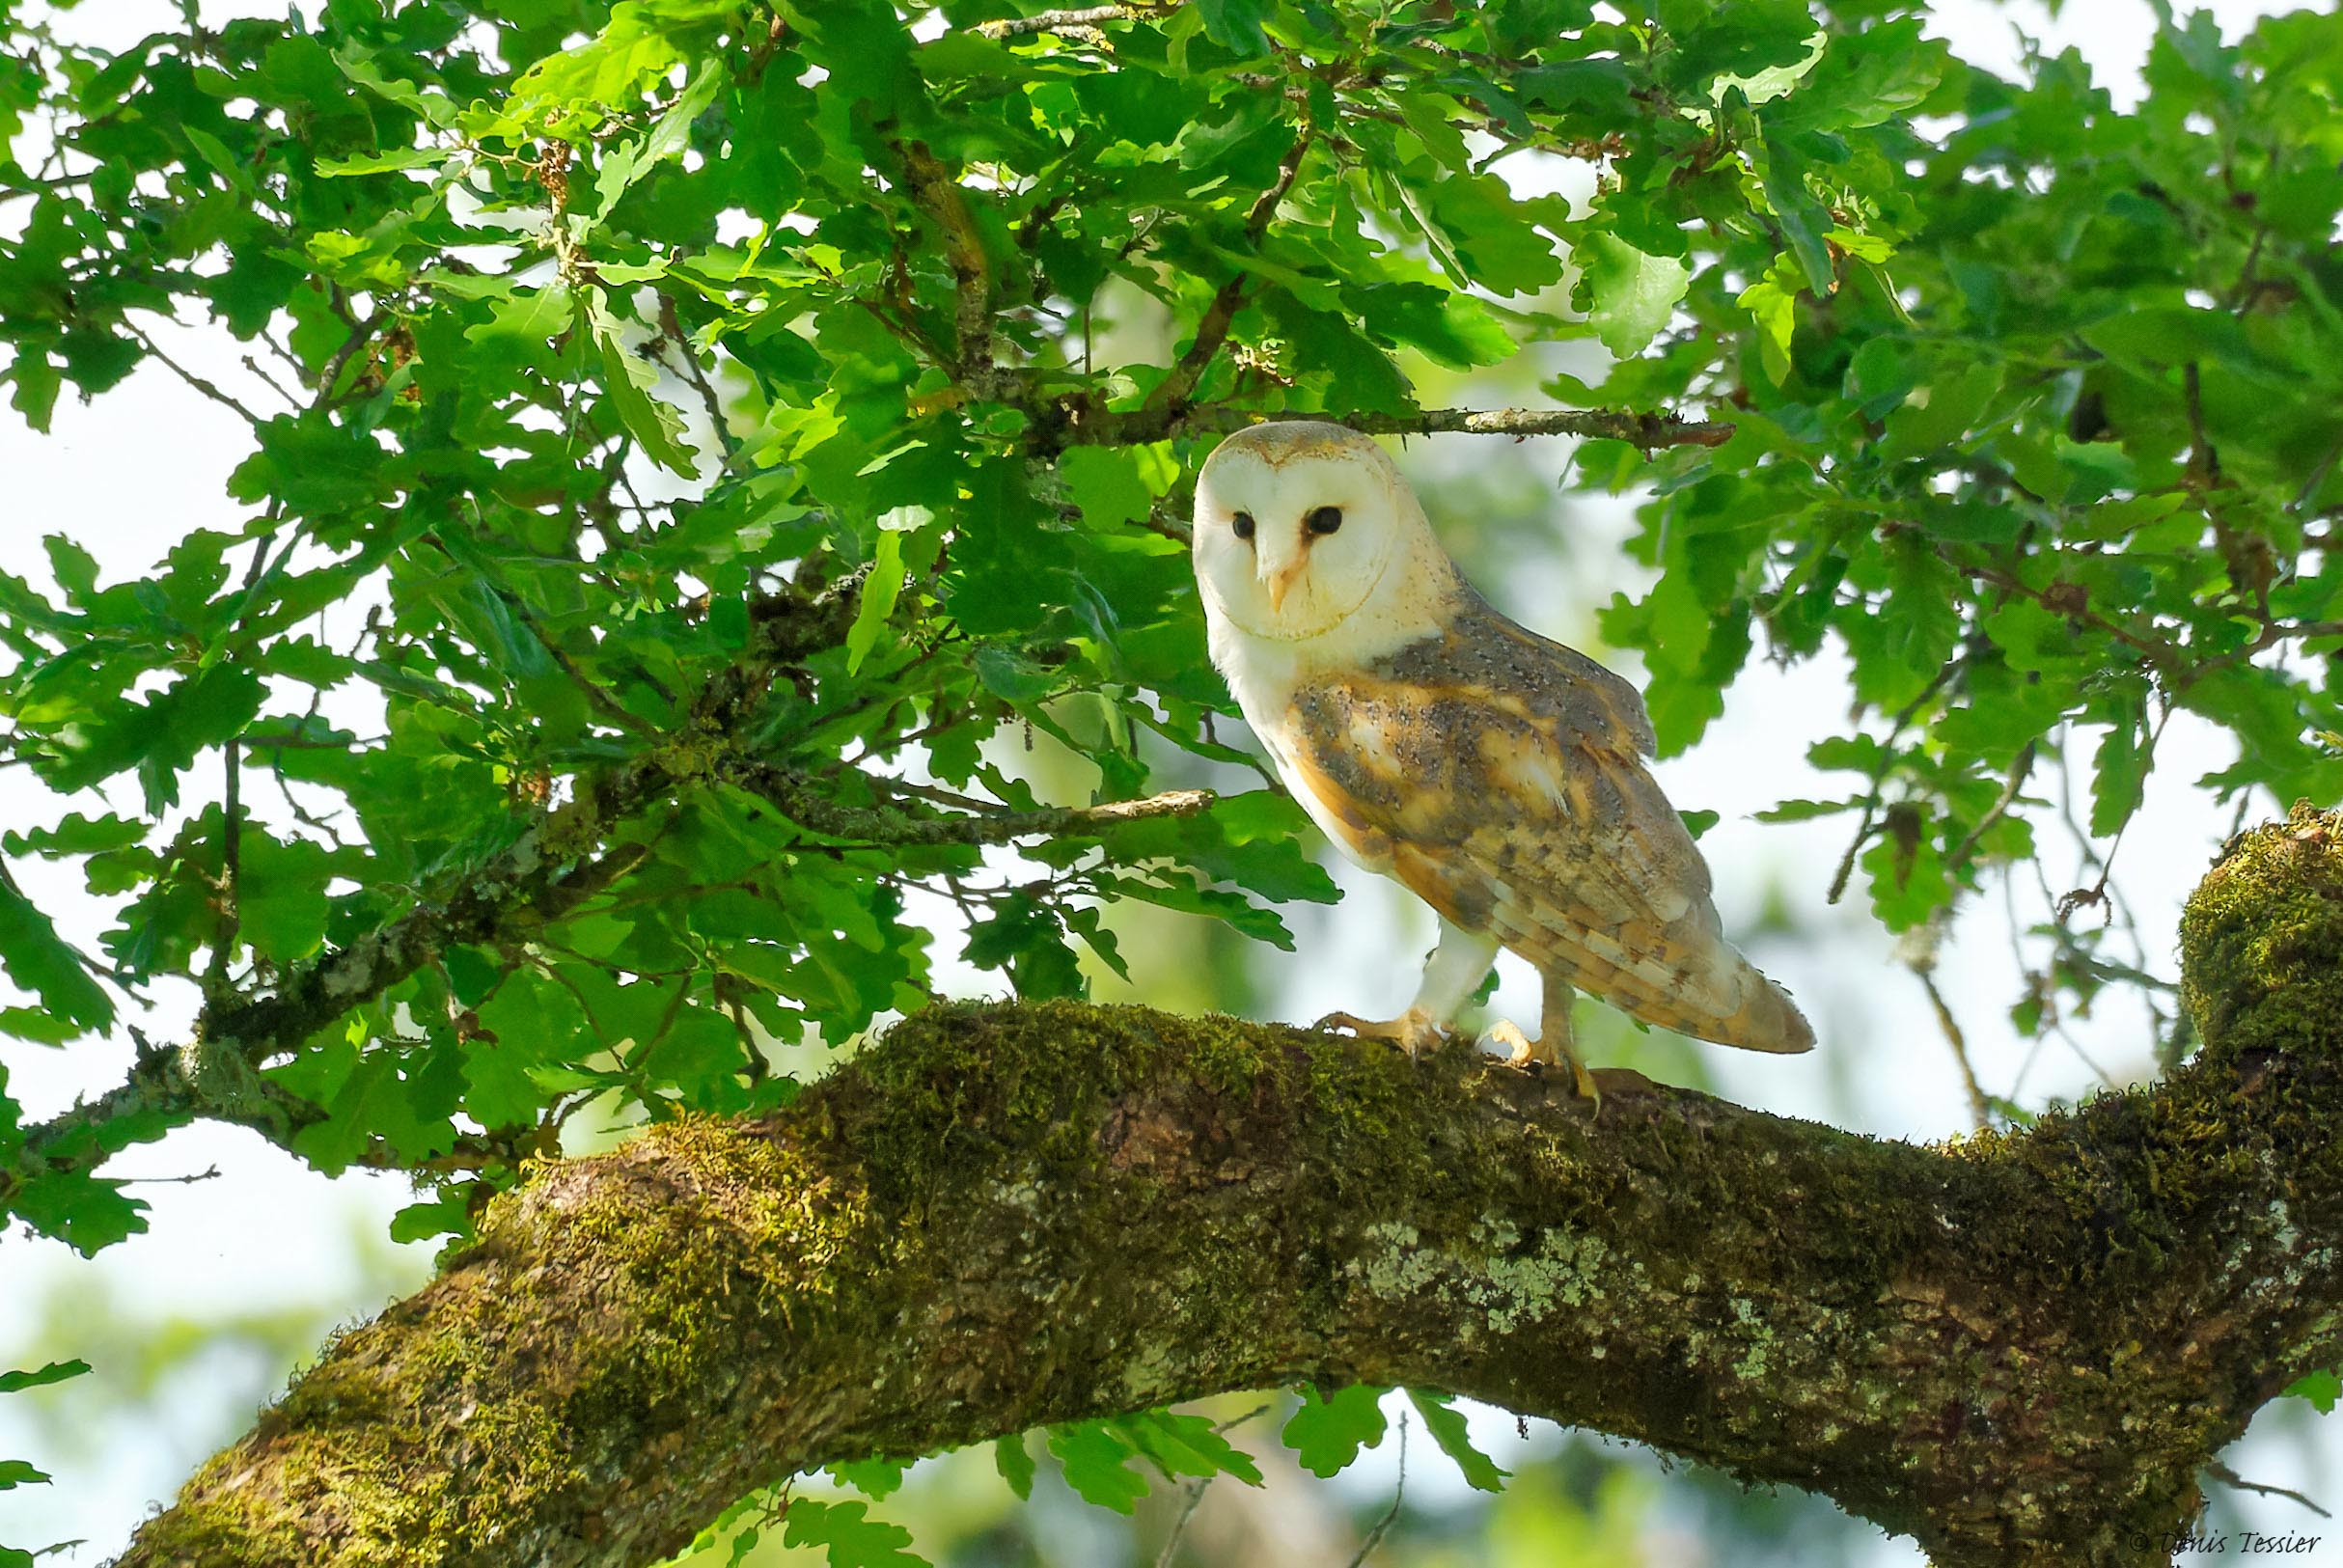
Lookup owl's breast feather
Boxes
[1275,736,1398,878]
[1225,670,1400,879]
[1206,611,1445,882]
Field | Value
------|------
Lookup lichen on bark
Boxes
[119,807,2343,1568]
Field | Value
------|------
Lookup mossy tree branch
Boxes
[120,808,2343,1567]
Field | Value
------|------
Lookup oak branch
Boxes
[122,808,2343,1567]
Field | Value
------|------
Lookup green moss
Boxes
[2179,802,2343,1065]
[558,1114,874,1395]
[838,1001,1467,1224]
[138,1427,440,1566]
[1179,1009,1286,1098]
[436,1398,580,1529]
[126,1112,880,1566]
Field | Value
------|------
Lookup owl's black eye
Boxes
[1307,506,1343,536]
[1232,510,1256,540]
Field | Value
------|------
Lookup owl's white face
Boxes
[1191,424,1418,643]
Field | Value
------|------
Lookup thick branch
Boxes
[121,808,2343,1567]
[896,143,1003,399]
[1240,405,1731,446]
[975,3,1177,39]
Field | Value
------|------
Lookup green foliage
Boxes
[1407,1389,1511,1493]
[2287,1368,2341,1414]
[1572,0,2343,1045]
[778,1499,928,1568]
[5,0,2342,1554]
[667,1408,1272,1562]
[0,1362,88,1396]
[991,1433,1035,1500]
[1282,1381,1391,1475]
[1043,1408,1264,1513]
[0,1358,86,1556]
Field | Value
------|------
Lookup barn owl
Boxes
[1192,421,1813,1101]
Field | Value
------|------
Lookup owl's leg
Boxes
[1314,919,1498,1059]
[1487,973,1601,1106]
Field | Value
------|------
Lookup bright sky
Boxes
[1,2,2335,1563]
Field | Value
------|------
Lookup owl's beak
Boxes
[1262,557,1308,614]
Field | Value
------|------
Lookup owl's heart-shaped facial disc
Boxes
[1191,422,1413,643]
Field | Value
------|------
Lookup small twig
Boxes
[1824,802,1878,909]
[2057,703,2171,922]
[122,320,262,426]
[1152,1477,1210,1568]
[1947,742,2037,877]
[656,291,738,458]
[1916,967,1991,1132]
[1957,561,2182,675]
[1137,504,1193,544]
[1145,1400,1277,1567]
[2228,227,2269,316]
[730,765,1214,847]
[443,528,660,738]
[2227,788,2256,844]
[2206,1459,2331,1519]
[2290,427,2343,516]
[2184,361,2219,488]
[1826,667,1954,905]
[116,1165,223,1186]
[238,354,302,409]
[1344,1410,1408,1568]
[206,739,242,995]
[2264,619,2343,646]
[876,779,1007,814]
[270,755,348,840]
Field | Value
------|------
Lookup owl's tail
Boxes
[1695,953,1815,1055]
[1507,913,1817,1055]
[1605,941,1815,1055]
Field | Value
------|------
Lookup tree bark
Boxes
[118,807,2343,1567]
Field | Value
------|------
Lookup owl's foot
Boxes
[1481,1019,1602,1109]
[1312,1006,1447,1059]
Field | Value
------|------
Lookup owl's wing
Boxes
[1282,627,1809,1054]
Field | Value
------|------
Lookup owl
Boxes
[1191,421,1813,1101]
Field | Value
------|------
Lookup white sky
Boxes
[2,1,2338,1563]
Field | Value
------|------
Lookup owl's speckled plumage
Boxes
[1192,421,1812,1089]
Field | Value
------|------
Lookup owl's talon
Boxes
[1481,1018,1534,1064]
[1311,1006,1446,1059]
[1481,1018,1603,1112]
